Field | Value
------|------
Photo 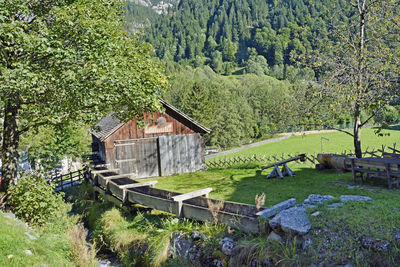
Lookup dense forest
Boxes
[127,0,335,78]
[123,0,400,149]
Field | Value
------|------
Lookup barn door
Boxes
[114,138,160,179]
[158,134,202,176]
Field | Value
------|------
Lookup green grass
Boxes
[0,211,74,267]
[149,163,396,206]
[146,126,400,265]
[210,127,400,160]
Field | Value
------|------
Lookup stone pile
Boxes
[261,194,375,244]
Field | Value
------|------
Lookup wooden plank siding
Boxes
[114,134,204,178]
[102,110,200,170]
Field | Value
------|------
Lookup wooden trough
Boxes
[87,167,268,234]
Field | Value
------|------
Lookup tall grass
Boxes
[67,223,98,267]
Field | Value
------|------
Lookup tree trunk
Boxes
[353,1,366,159]
[353,106,362,158]
[1,104,20,192]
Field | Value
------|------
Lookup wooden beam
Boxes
[91,169,119,174]
[91,163,110,168]
[172,188,212,202]
[172,188,212,218]
[115,159,136,163]
[119,181,158,189]
[262,154,306,170]
[99,173,135,180]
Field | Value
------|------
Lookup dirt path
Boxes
[205,129,338,159]
[205,135,291,159]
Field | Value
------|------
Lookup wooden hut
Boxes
[91,99,211,178]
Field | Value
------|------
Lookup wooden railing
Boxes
[47,168,86,191]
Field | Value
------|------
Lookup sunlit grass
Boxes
[210,127,400,160]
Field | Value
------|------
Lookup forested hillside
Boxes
[128,0,341,78]
[125,0,400,149]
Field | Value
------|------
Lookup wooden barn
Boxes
[91,99,211,179]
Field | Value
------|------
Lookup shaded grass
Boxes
[305,199,400,265]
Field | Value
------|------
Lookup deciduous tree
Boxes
[312,0,400,157]
[0,0,167,192]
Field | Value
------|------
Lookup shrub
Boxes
[8,174,67,226]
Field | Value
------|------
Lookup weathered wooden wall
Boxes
[115,138,159,179]
[158,134,203,176]
[104,111,198,168]
[114,134,204,178]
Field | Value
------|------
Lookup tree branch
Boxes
[360,106,382,128]
[297,123,354,137]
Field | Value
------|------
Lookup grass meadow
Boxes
[143,126,400,265]
[211,127,400,160]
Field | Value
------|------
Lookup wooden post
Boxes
[385,163,392,189]
[351,159,357,183]
[172,188,212,217]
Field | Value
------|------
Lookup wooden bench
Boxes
[344,157,400,189]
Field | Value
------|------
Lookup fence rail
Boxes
[47,169,86,191]
[206,143,399,169]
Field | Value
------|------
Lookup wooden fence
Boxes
[47,169,86,191]
[206,143,400,169]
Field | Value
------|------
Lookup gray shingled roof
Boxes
[91,112,124,141]
[91,100,211,141]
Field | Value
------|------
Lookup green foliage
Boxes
[0,0,168,190]
[20,123,91,171]
[8,174,69,226]
[164,66,299,148]
[374,105,400,125]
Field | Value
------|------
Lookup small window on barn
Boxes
[156,117,167,128]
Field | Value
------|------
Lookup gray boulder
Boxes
[169,233,192,259]
[219,237,235,256]
[311,211,321,217]
[269,207,311,235]
[347,185,360,189]
[213,259,223,267]
[24,250,33,256]
[302,237,313,250]
[340,195,373,202]
[24,232,38,241]
[3,212,16,220]
[97,257,124,267]
[304,194,334,206]
[360,236,391,252]
[394,232,400,247]
[191,231,206,241]
[258,198,296,219]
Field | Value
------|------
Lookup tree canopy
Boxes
[0,0,167,191]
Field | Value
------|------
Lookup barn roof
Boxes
[91,99,211,141]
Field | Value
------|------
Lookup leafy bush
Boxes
[8,174,68,226]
